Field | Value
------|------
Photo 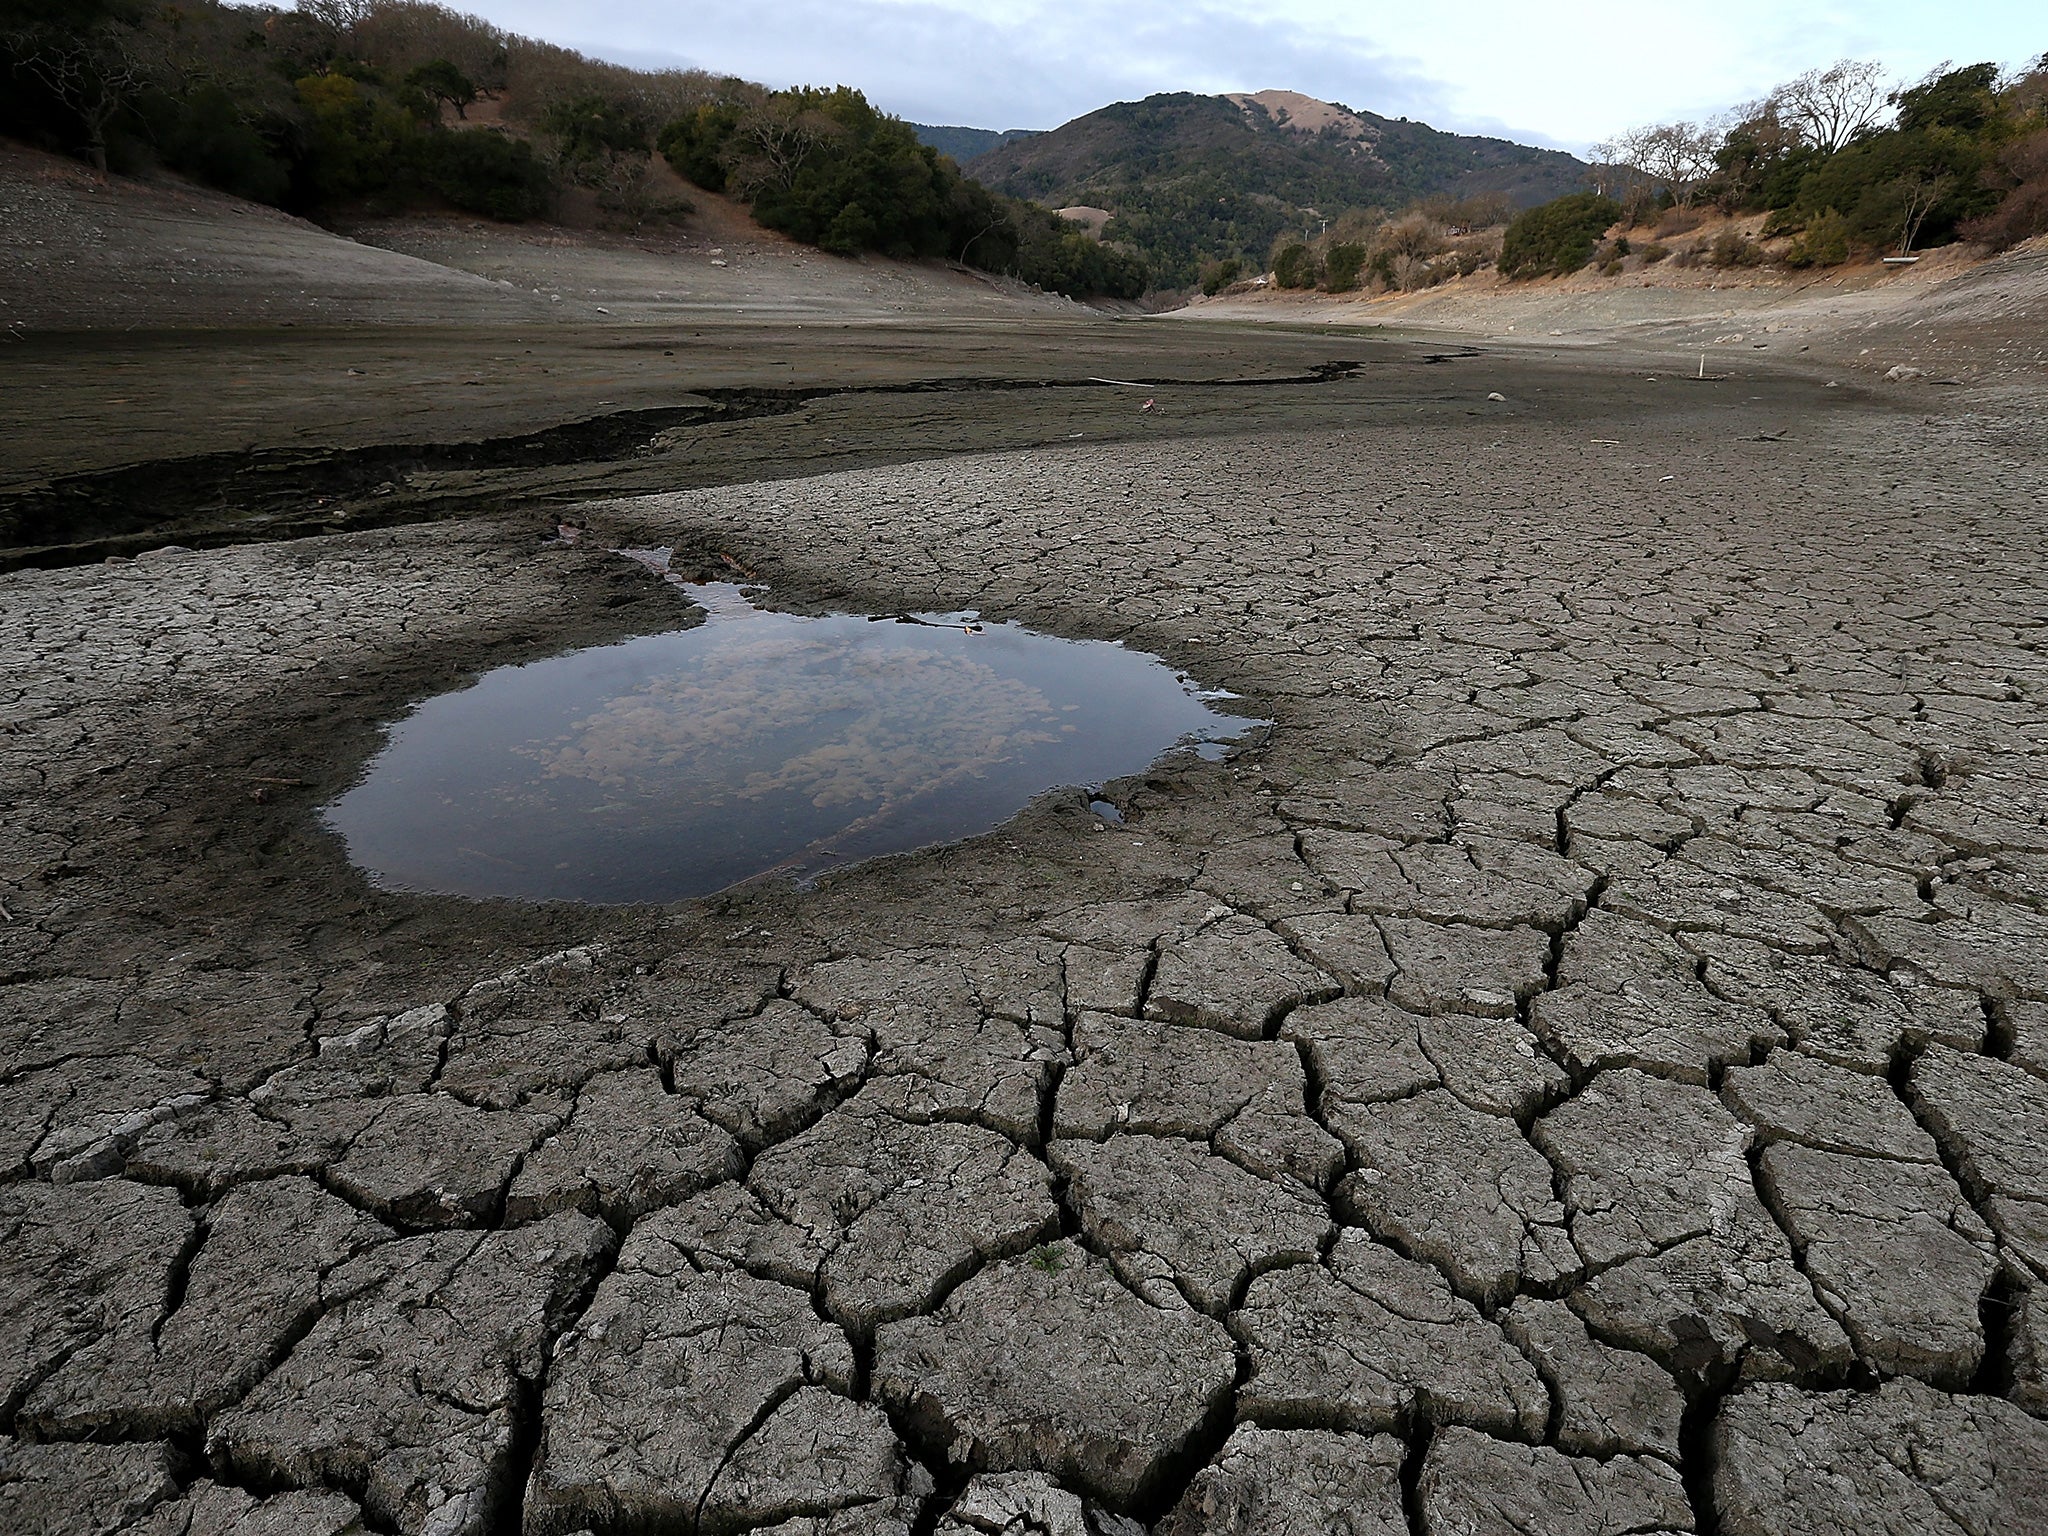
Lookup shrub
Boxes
[1784,208,1852,267]
[1598,256,1623,276]
[657,101,742,192]
[1499,192,1621,279]
[1198,256,1243,295]
[425,127,551,219]
[1655,206,1705,238]
[1708,228,1765,267]
[1323,241,1366,291]
[1272,241,1318,288]
[1639,241,1669,263]
[1959,128,2048,250]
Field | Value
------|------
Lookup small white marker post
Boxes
[1699,353,1707,379]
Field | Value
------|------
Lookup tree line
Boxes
[1580,55,2048,267]
[0,0,1146,299]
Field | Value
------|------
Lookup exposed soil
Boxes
[5,138,2048,1536]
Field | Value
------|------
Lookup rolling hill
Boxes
[909,124,1041,163]
[964,89,1587,287]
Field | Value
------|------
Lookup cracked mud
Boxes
[5,340,2048,1536]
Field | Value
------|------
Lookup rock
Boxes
[1909,1045,2048,1279]
[1145,914,1339,1037]
[1535,1071,1851,1384]
[1758,1142,1996,1383]
[1417,1426,1694,1535]
[1883,364,1927,382]
[1235,1231,1547,1438]
[1154,1425,1406,1536]
[22,1176,389,1437]
[1051,1134,1329,1312]
[0,1180,190,1418]
[1721,1050,1940,1161]
[665,999,868,1151]
[1714,1377,2048,1535]
[1499,1297,1684,1461]
[1054,1013,1340,1190]
[324,1093,560,1228]
[937,1471,1142,1536]
[0,1438,180,1535]
[872,1240,1236,1508]
[524,1213,853,1535]
[505,1068,742,1225]
[1378,918,1550,1017]
[746,1105,1058,1331]
[701,1388,926,1536]
[1330,1089,1575,1303]
[210,1212,611,1536]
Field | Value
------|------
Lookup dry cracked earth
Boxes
[4,355,2048,1536]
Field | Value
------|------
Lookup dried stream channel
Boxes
[326,579,1259,902]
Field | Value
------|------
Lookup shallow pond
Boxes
[325,581,1260,903]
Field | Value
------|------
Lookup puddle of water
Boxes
[325,581,1262,904]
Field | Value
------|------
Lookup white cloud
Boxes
[463,0,2044,150]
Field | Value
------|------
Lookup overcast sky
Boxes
[466,1,2044,152]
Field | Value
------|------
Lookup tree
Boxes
[1770,59,1891,151]
[1595,121,1719,212]
[406,58,476,119]
[1499,192,1621,279]
[1,14,145,173]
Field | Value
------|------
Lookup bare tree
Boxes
[1594,121,1718,215]
[2,24,145,175]
[1770,59,1891,152]
[725,99,840,198]
[1893,171,1954,254]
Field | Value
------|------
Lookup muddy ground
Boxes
[5,151,2048,1536]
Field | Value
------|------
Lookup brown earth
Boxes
[4,139,2048,1536]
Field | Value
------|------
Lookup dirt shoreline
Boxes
[6,140,2048,1536]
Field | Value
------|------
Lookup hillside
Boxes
[910,124,1041,163]
[966,89,1586,287]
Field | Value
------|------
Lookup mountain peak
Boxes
[1224,90,1375,142]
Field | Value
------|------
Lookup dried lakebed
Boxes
[326,578,1257,903]
[3,369,2048,1536]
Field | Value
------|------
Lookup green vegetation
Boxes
[907,122,1038,163]
[1499,193,1622,278]
[1589,54,2048,266]
[0,0,1143,296]
[658,85,1145,296]
[1272,242,1318,288]
[1197,256,1243,295]
[963,91,1584,288]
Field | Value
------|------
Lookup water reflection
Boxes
[325,582,1260,903]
